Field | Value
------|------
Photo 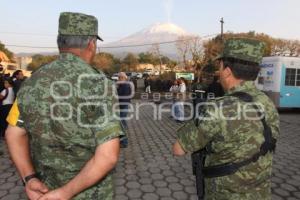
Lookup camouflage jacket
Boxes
[7,53,124,199]
[177,81,279,200]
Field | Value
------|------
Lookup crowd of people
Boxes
[169,77,187,122]
[169,76,225,122]
[0,69,25,139]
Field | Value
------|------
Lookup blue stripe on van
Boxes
[280,65,300,108]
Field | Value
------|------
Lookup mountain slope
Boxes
[102,23,194,59]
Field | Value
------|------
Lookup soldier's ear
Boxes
[223,66,233,78]
[87,39,96,51]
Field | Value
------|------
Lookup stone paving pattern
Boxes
[0,103,300,200]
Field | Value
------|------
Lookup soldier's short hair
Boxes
[223,57,260,81]
[57,35,96,49]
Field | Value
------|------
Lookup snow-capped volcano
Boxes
[142,23,188,35]
[141,23,188,35]
[102,23,194,58]
[105,23,191,46]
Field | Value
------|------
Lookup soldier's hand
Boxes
[25,178,49,200]
[38,188,70,200]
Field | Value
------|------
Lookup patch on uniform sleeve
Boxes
[6,100,22,126]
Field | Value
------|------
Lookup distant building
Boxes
[0,51,10,64]
[137,63,168,73]
[0,51,17,70]
[137,63,155,71]
[16,56,32,70]
[173,63,188,72]
[0,51,32,77]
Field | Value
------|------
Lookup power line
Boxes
[101,34,217,49]
[4,33,218,50]
[0,31,56,37]
[5,45,56,49]
[0,31,125,39]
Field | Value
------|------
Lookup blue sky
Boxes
[1,0,300,53]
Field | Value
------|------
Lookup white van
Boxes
[256,56,300,108]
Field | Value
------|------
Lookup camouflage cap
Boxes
[216,38,265,64]
[58,12,103,41]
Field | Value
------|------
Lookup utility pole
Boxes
[220,17,224,41]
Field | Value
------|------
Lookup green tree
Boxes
[92,52,123,75]
[203,32,282,62]
[122,53,139,71]
[194,31,300,76]
[92,52,115,74]
[27,54,58,71]
[0,41,14,62]
[138,52,159,65]
[161,56,171,64]
[166,60,177,71]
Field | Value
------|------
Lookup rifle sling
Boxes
[202,92,277,178]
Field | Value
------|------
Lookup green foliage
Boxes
[202,32,300,74]
[138,52,159,65]
[166,60,177,70]
[27,54,58,71]
[161,56,171,64]
[138,52,177,71]
[92,52,113,69]
[159,71,176,80]
[0,41,14,61]
[122,53,139,71]
[92,52,121,75]
[204,32,300,62]
[202,60,217,73]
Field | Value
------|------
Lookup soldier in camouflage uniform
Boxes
[5,12,124,200]
[173,38,279,200]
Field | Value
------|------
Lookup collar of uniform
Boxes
[59,53,87,64]
[226,81,255,95]
[59,53,102,73]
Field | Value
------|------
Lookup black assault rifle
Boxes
[191,149,206,200]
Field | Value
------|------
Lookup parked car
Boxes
[125,72,138,79]
[153,71,160,76]
[136,72,143,79]
[142,73,150,78]
[131,72,137,78]
[143,68,153,75]
[164,68,171,72]
[111,73,119,81]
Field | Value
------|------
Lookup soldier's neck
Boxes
[59,48,92,64]
[226,79,243,91]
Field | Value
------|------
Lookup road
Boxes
[0,103,299,200]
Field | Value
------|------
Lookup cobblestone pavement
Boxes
[0,104,300,200]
